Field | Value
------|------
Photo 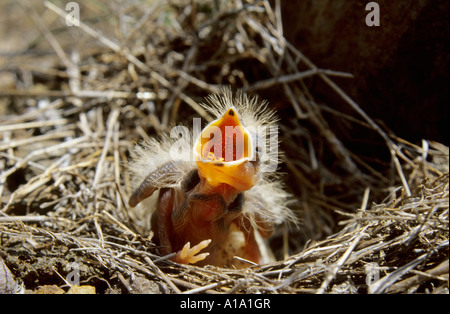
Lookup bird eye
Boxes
[182,169,200,192]
[227,193,244,212]
[252,146,261,165]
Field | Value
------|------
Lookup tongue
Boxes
[211,118,246,162]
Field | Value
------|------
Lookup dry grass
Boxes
[0,0,448,293]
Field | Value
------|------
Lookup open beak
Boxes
[193,107,259,191]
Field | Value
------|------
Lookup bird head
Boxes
[193,106,260,192]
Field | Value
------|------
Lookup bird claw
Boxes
[175,239,211,265]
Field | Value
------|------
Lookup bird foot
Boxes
[175,239,211,265]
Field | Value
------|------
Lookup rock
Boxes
[281,0,449,145]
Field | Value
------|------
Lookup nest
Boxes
[0,0,448,294]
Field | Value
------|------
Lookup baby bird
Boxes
[128,88,294,268]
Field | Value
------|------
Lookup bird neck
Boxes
[196,176,241,205]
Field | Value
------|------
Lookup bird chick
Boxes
[128,88,295,268]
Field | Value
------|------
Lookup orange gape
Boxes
[194,107,258,192]
[128,89,294,268]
